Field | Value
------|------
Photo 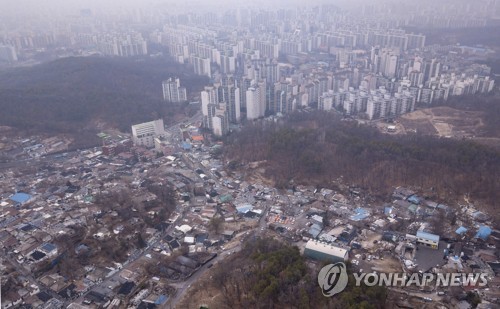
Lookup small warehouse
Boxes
[303,240,348,263]
[416,231,439,249]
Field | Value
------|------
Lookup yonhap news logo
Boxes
[352,272,489,288]
[318,265,489,297]
[317,262,349,297]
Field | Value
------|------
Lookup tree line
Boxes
[202,237,387,309]
[225,111,500,222]
[0,55,208,145]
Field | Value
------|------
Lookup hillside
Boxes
[0,56,208,137]
[225,112,500,223]
[179,238,387,309]
[405,25,500,48]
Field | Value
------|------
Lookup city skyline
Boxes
[0,0,499,308]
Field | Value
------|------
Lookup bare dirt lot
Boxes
[371,256,403,273]
[359,230,383,251]
[398,106,485,138]
[245,161,275,187]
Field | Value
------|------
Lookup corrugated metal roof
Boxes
[305,240,348,260]
[41,243,57,252]
[350,208,369,221]
[236,204,253,214]
[308,224,322,238]
[416,231,440,242]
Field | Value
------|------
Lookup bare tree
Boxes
[209,217,224,234]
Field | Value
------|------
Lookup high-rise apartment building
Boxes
[201,86,219,129]
[162,78,187,103]
[220,82,241,123]
[192,56,211,78]
[246,83,266,120]
[211,103,230,136]
[366,88,415,120]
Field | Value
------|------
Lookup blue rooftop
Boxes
[416,231,440,242]
[350,208,369,221]
[181,142,192,150]
[155,295,168,305]
[41,243,57,253]
[455,226,468,235]
[475,226,492,240]
[10,193,32,204]
[407,195,421,205]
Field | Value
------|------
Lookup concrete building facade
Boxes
[131,119,166,148]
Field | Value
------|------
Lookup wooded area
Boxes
[436,93,500,137]
[225,112,500,221]
[406,25,500,49]
[204,238,387,309]
[0,56,207,144]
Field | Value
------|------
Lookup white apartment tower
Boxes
[366,89,415,120]
[211,103,230,137]
[201,85,230,136]
[201,86,219,129]
[192,56,211,78]
[246,82,266,120]
[162,78,187,102]
[220,83,241,123]
[246,87,261,120]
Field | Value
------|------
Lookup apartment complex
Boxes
[162,78,187,103]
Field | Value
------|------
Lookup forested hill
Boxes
[0,56,208,134]
[225,112,500,223]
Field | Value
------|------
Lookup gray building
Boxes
[162,78,187,103]
[416,231,439,249]
[304,240,348,263]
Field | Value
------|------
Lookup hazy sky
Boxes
[1,0,350,16]
[0,0,347,32]
[0,0,495,22]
